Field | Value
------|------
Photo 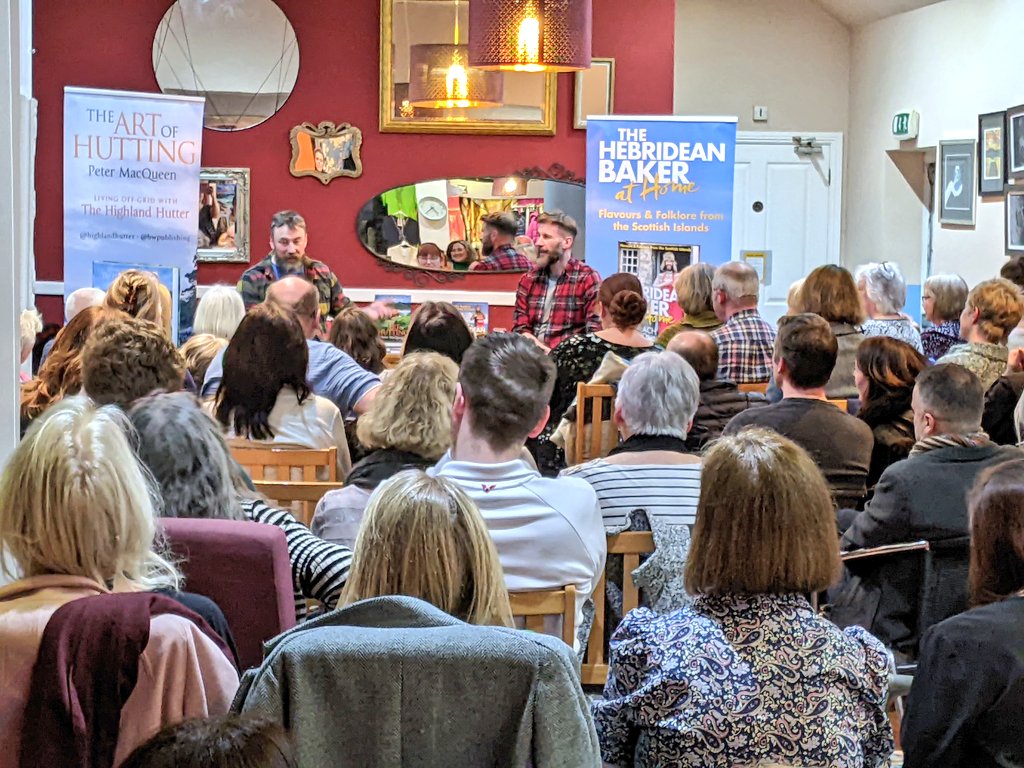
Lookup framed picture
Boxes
[197,167,250,263]
[978,111,1006,196]
[289,122,363,184]
[574,58,615,130]
[1006,187,1024,254]
[1008,104,1024,179]
[938,140,976,226]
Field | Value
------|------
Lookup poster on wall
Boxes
[63,87,205,342]
[585,115,738,339]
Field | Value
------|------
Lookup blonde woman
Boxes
[18,308,41,382]
[341,470,513,627]
[104,269,164,329]
[312,352,458,547]
[656,263,722,346]
[194,284,246,340]
[0,396,238,766]
[180,333,228,393]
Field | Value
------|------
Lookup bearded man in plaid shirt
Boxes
[512,211,600,351]
[709,261,776,383]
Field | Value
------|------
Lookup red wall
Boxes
[33,0,675,325]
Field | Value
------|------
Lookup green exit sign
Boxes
[892,110,920,140]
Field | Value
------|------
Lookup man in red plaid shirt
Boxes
[471,211,533,272]
[512,211,601,351]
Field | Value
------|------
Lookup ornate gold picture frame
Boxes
[289,122,363,185]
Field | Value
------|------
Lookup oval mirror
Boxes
[152,0,300,131]
[357,177,586,274]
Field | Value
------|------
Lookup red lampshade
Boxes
[408,44,505,109]
[469,0,592,72]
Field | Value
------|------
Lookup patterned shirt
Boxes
[709,308,776,383]
[472,243,532,272]
[512,258,601,349]
[861,317,923,353]
[938,341,1009,390]
[237,253,350,325]
[920,319,961,361]
[592,593,894,768]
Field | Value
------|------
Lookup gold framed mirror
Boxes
[380,0,557,135]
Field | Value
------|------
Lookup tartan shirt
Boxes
[237,253,350,326]
[472,244,533,272]
[512,257,601,350]
[709,308,776,383]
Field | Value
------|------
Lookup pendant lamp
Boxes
[469,0,592,72]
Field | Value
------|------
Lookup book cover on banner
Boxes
[453,301,489,337]
[92,260,181,340]
[374,294,412,340]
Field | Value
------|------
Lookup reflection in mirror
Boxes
[381,0,556,135]
[289,122,363,184]
[357,177,586,274]
[153,0,300,131]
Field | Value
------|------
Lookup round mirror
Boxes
[357,177,586,273]
[152,0,300,131]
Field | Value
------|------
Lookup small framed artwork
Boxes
[289,121,363,184]
[1008,104,1024,179]
[574,58,615,130]
[1006,187,1024,254]
[197,167,250,263]
[978,111,1006,196]
[938,140,976,226]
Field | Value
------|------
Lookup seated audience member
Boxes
[129,391,353,619]
[402,300,475,365]
[201,276,381,415]
[668,331,767,451]
[313,352,458,548]
[939,277,1023,390]
[471,211,532,272]
[786,277,805,314]
[836,364,1022,654]
[920,273,969,361]
[20,305,122,432]
[901,459,1024,767]
[982,347,1024,445]
[709,261,776,383]
[18,308,41,382]
[105,269,165,330]
[854,337,928,491]
[328,306,386,375]
[415,242,446,270]
[193,284,246,340]
[655,262,721,346]
[179,333,228,393]
[999,254,1024,349]
[340,470,513,626]
[213,303,351,477]
[0,397,238,765]
[37,286,105,366]
[592,428,893,768]
[535,272,656,474]
[856,262,923,352]
[446,239,476,272]
[724,313,873,508]
[431,333,606,647]
[81,314,186,408]
[121,715,296,768]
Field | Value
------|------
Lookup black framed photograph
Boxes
[1007,186,1024,254]
[1008,104,1024,180]
[979,111,1006,196]
[938,140,976,225]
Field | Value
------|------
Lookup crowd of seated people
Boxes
[8,253,1024,768]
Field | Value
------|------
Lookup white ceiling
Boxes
[810,0,947,27]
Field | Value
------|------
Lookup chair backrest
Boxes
[508,585,576,648]
[573,382,618,464]
[253,480,346,527]
[737,381,769,394]
[159,518,296,670]
[580,530,656,686]
[919,535,972,636]
[827,398,849,413]
[231,444,338,483]
[383,352,401,370]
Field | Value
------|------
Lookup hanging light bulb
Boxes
[469,0,592,73]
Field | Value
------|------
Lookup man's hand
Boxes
[363,300,399,322]
[1006,347,1024,374]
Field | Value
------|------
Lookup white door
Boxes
[732,133,842,324]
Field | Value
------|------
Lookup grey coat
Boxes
[232,595,602,768]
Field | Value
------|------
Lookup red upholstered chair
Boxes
[159,518,296,670]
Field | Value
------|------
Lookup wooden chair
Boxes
[580,531,656,686]
[254,480,346,527]
[508,585,577,648]
[573,383,618,465]
[827,398,849,412]
[737,381,769,394]
[231,444,338,483]
[383,352,401,370]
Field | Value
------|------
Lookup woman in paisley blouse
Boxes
[592,428,894,768]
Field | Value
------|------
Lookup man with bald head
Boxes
[202,276,380,414]
[668,331,766,451]
[708,261,776,383]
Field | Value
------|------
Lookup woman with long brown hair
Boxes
[902,458,1024,767]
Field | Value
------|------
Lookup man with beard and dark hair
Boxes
[471,212,532,272]
[511,211,601,351]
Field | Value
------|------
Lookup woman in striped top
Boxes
[128,391,352,620]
